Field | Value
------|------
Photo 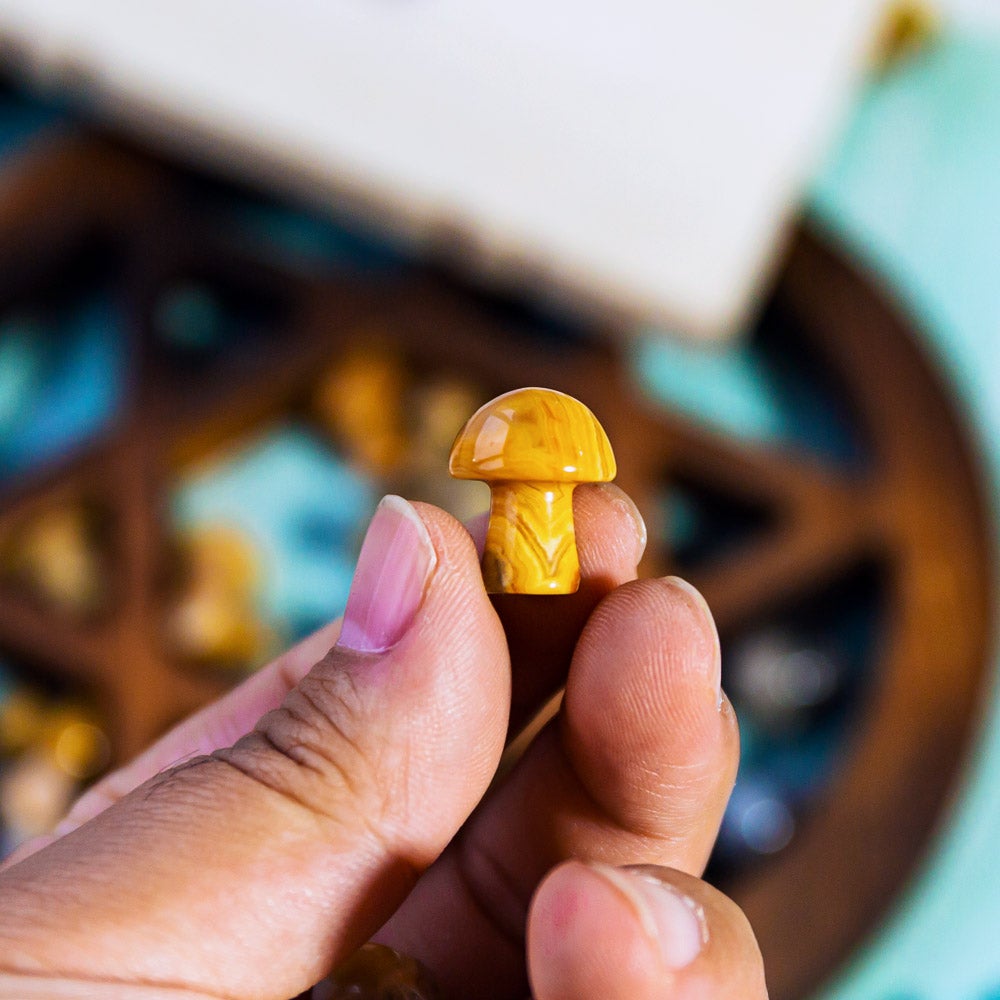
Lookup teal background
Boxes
[632,30,1000,998]
[810,33,1000,1000]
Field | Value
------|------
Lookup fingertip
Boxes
[582,483,647,563]
[573,483,647,577]
[411,499,483,569]
[662,576,721,683]
[528,860,662,1000]
[571,575,722,711]
[561,576,733,853]
[529,863,768,1000]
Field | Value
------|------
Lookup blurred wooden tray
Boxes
[0,127,992,1000]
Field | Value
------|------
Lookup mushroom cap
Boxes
[449,387,616,483]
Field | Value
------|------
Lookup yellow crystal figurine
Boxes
[449,387,616,594]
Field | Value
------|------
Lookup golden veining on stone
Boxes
[449,387,616,594]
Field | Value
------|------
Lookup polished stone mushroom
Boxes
[449,387,616,594]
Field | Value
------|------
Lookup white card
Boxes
[0,0,884,339]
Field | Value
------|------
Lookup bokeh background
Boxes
[0,4,998,1000]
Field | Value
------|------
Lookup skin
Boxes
[0,484,767,1000]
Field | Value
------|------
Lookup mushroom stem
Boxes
[482,481,578,594]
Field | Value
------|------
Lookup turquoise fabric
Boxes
[0,297,124,479]
[808,33,1000,1000]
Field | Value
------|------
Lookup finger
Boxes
[0,497,510,1000]
[0,618,345,870]
[528,861,768,1000]
[559,577,737,860]
[498,482,645,738]
[376,577,739,998]
[7,481,642,872]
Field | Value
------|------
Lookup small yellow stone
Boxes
[314,345,408,476]
[169,528,273,669]
[319,943,441,999]
[41,708,111,781]
[0,502,104,616]
[870,0,940,71]
[0,689,46,754]
[449,387,616,594]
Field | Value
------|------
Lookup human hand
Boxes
[0,486,766,999]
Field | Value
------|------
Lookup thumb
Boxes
[0,497,510,1000]
[528,862,768,999]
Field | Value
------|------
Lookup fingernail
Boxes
[664,576,722,702]
[589,862,707,970]
[664,575,712,622]
[338,496,437,654]
[595,483,647,563]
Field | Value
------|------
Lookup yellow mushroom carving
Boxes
[449,387,616,594]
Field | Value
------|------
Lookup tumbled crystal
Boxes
[314,943,441,1000]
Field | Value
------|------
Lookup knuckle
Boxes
[215,662,401,835]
